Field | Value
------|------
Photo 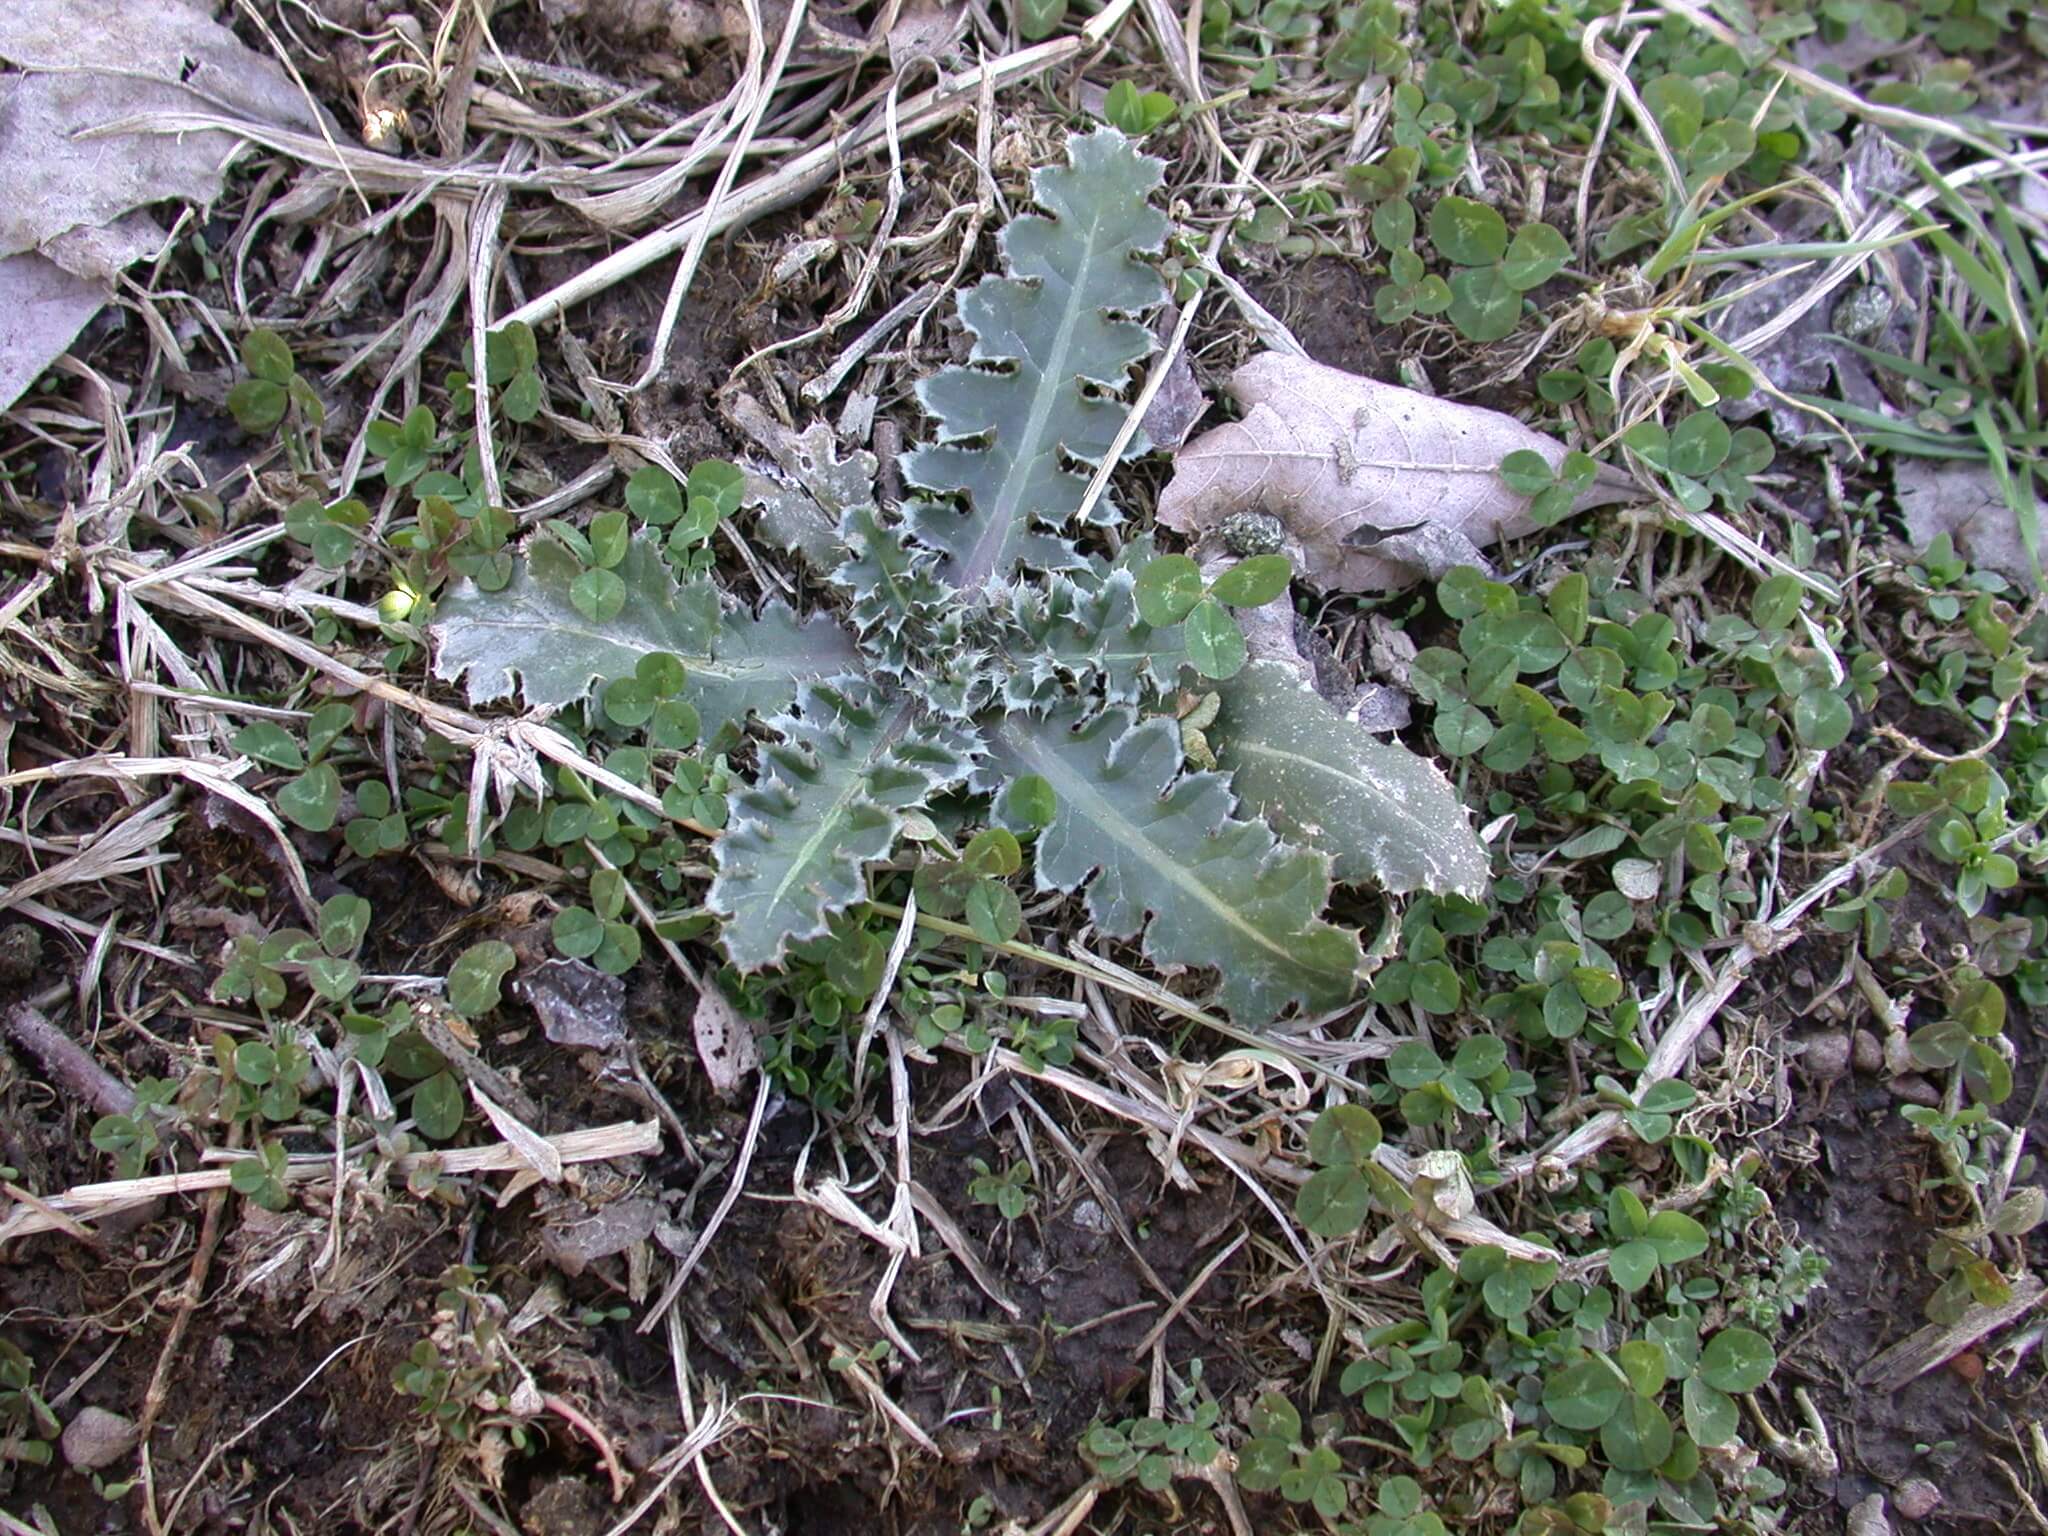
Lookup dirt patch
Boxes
[640,1078,1263,1533]
[1784,1026,2048,1531]
[2,1039,1267,1535]
[1248,254,1390,380]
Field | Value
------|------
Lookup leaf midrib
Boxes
[955,227,1113,591]
[1204,448,1506,474]
[459,610,811,686]
[1230,739,1448,850]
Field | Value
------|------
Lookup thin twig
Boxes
[542,1392,631,1502]
[0,1000,137,1117]
[136,1123,242,1449]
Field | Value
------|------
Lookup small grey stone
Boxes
[1803,1030,1853,1081]
[1887,1074,1941,1107]
[62,1406,138,1471]
[1219,511,1286,558]
[1892,1478,1941,1521]
[1351,684,1411,732]
[1853,1030,1884,1073]
[1833,285,1895,341]
[1069,1198,1112,1235]
[1848,1493,1892,1536]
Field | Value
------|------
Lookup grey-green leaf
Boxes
[1503,223,1570,291]
[731,405,880,574]
[431,537,856,739]
[905,128,1168,589]
[989,706,1362,1025]
[710,682,973,970]
[1429,195,1508,266]
[998,566,1186,708]
[833,503,953,675]
[1600,1393,1673,1472]
[1682,1378,1738,1447]
[1543,1356,1624,1431]
[1699,1327,1775,1393]
[448,940,516,1018]
[1213,662,1489,896]
[1183,599,1247,679]
[276,764,340,832]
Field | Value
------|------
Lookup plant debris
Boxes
[1896,457,2044,591]
[0,0,329,405]
[1158,353,1638,589]
[4,1,2048,1532]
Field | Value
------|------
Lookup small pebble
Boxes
[1853,1030,1884,1073]
[1946,1351,1984,1384]
[1847,1493,1892,1536]
[1068,1198,1112,1235]
[1803,1030,1852,1080]
[62,1406,137,1471]
[1893,1478,1942,1521]
[1887,1074,1941,1107]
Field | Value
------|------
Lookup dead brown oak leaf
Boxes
[0,0,332,407]
[1158,354,1640,591]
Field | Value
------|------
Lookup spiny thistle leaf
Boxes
[998,566,1185,709]
[989,706,1362,1024]
[905,127,1168,590]
[833,503,953,675]
[1214,661,1491,896]
[710,681,973,970]
[731,397,881,575]
[430,537,855,738]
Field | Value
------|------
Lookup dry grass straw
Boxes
[0,1120,660,1245]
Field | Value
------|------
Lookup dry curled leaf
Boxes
[1141,307,1208,452]
[1895,457,2043,592]
[0,0,332,406]
[538,1196,661,1277]
[513,958,628,1052]
[884,0,969,67]
[1157,353,1636,591]
[693,982,760,1096]
[0,254,104,411]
